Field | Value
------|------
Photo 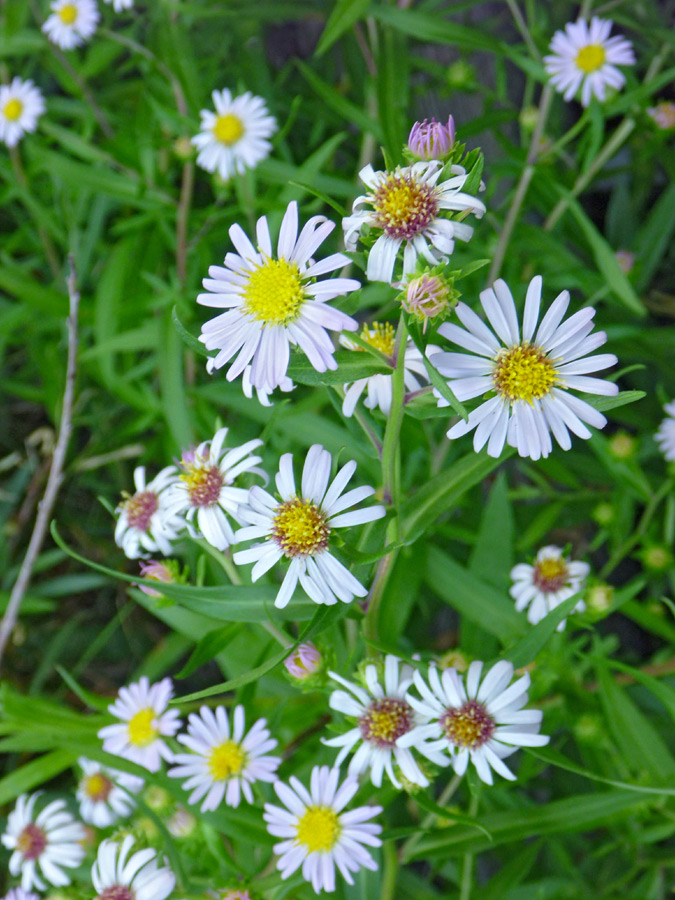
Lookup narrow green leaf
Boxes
[172,305,213,359]
[287,350,391,386]
[175,624,241,679]
[469,472,513,589]
[296,61,384,142]
[315,0,373,57]
[504,591,584,668]
[0,750,77,806]
[414,791,493,840]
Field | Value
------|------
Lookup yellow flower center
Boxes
[127,707,158,747]
[213,113,245,146]
[442,700,495,749]
[357,322,396,356]
[533,556,568,593]
[58,3,78,24]
[243,258,305,325]
[272,497,330,558]
[17,824,47,861]
[83,772,113,802]
[576,44,606,74]
[208,740,246,780]
[296,806,340,852]
[179,457,224,507]
[359,697,413,747]
[492,343,558,403]
[372,171,439,240]
[120,489,158,532]
[3,98,23,121]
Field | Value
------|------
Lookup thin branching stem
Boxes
[0,256,80,667]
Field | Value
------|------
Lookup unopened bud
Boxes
[284,642,321,680]
[402,273,457,331]
[407,116,456,160]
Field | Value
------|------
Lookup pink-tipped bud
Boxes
[615,249,634,274]
[284,642,321,680]
[647,101,675,130]
[408,116,456,160]
[402,273,455,331]
[138,559,175,597]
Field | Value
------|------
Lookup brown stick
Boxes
[0,256,80,667]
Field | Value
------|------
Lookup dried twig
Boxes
[0,257,80,667]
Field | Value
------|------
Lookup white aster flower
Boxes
[340,322,432,417]
[42,0,99,50]
[655,400,675,461]
[115,465,183,559]
[242,363,294,406]
[97,676,181,772]
[165,426,264,551]
[2,890,40,900]
[323,655,430,789]
[192,88,276,181]
[1,793,86,892]
[198,201,360,394]
[544,17,635,107]
[510,545,589,630]
[342,160,486,284]
[264,765,382,894]
[431,275,619,461]
[102,0,133,11]
[168,704,280,811]
[233,444,385,608]
[76,758,143,828]
[92,835,175,900]
[401,660,549,785]
[0,78,45,148]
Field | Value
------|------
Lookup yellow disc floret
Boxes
[212,113,245,146]
[372,171,438,240]
[296,806,340,852]
[83,772,113,802]
[3,99,23,121]
[442,700,495,750]
[492,343,558,403]
[208,740,245,780]
[533,556,568,593]
[243,259,305,325]
[359,697,413,747]
[576,44,606,73]
[272,497,330,558]
[127,707,158,747]
[58,3,78,24]
[357,322,396,356]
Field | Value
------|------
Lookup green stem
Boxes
[380,840,398,900]
[599,479,674,580]
[10,146,61,280]
[364,317,407,645]
[459,793,480,900]
[504,0,540,61]
[488,85,552,284]
[400,774,463,861]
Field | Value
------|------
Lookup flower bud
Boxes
[586,583,614,617]
[615,249,634,274]
[608,430,636,459]
[173,136,194,160]
[407,117,456,160]
[402,273,457,331]
[138,559,177,597]
[647,101,675,130]
[284,642,321,680]
[167,807,197,838]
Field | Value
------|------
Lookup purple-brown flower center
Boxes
[17,823,47,860]
[441,700,495,749]
[121,491,158,532]
[97,887,135,900]
[533,556,569,593]
[359,697,414,747]
[372,171,439,241]
[180,460,224,507]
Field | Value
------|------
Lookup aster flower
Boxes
[0,78,45,148]
[340,323,431,417]
[102,0,133,11]
[198,201,360,393]
[1,793,86,892]
[242,363,294,406]
[264,765,382,893]
[544,17,635,107]
[115,465,183,560]
[2,890,40,900]
[648,101,675,130]
[92,836,175,900]
[285,641,322,680]
[76,758,143,828]
[401,660,549,785]
[42,0,99,49]
[342,160,485,284]
[655,400,675,461]
[233,444,385,608]
[165,426,264,551]
[97,676,181,772]
[323,655,431,789]
[193,89,276,182]
[408,116,456,160]
[431,275,619,461]
[168,704,280,811]
[509,545,589,629]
